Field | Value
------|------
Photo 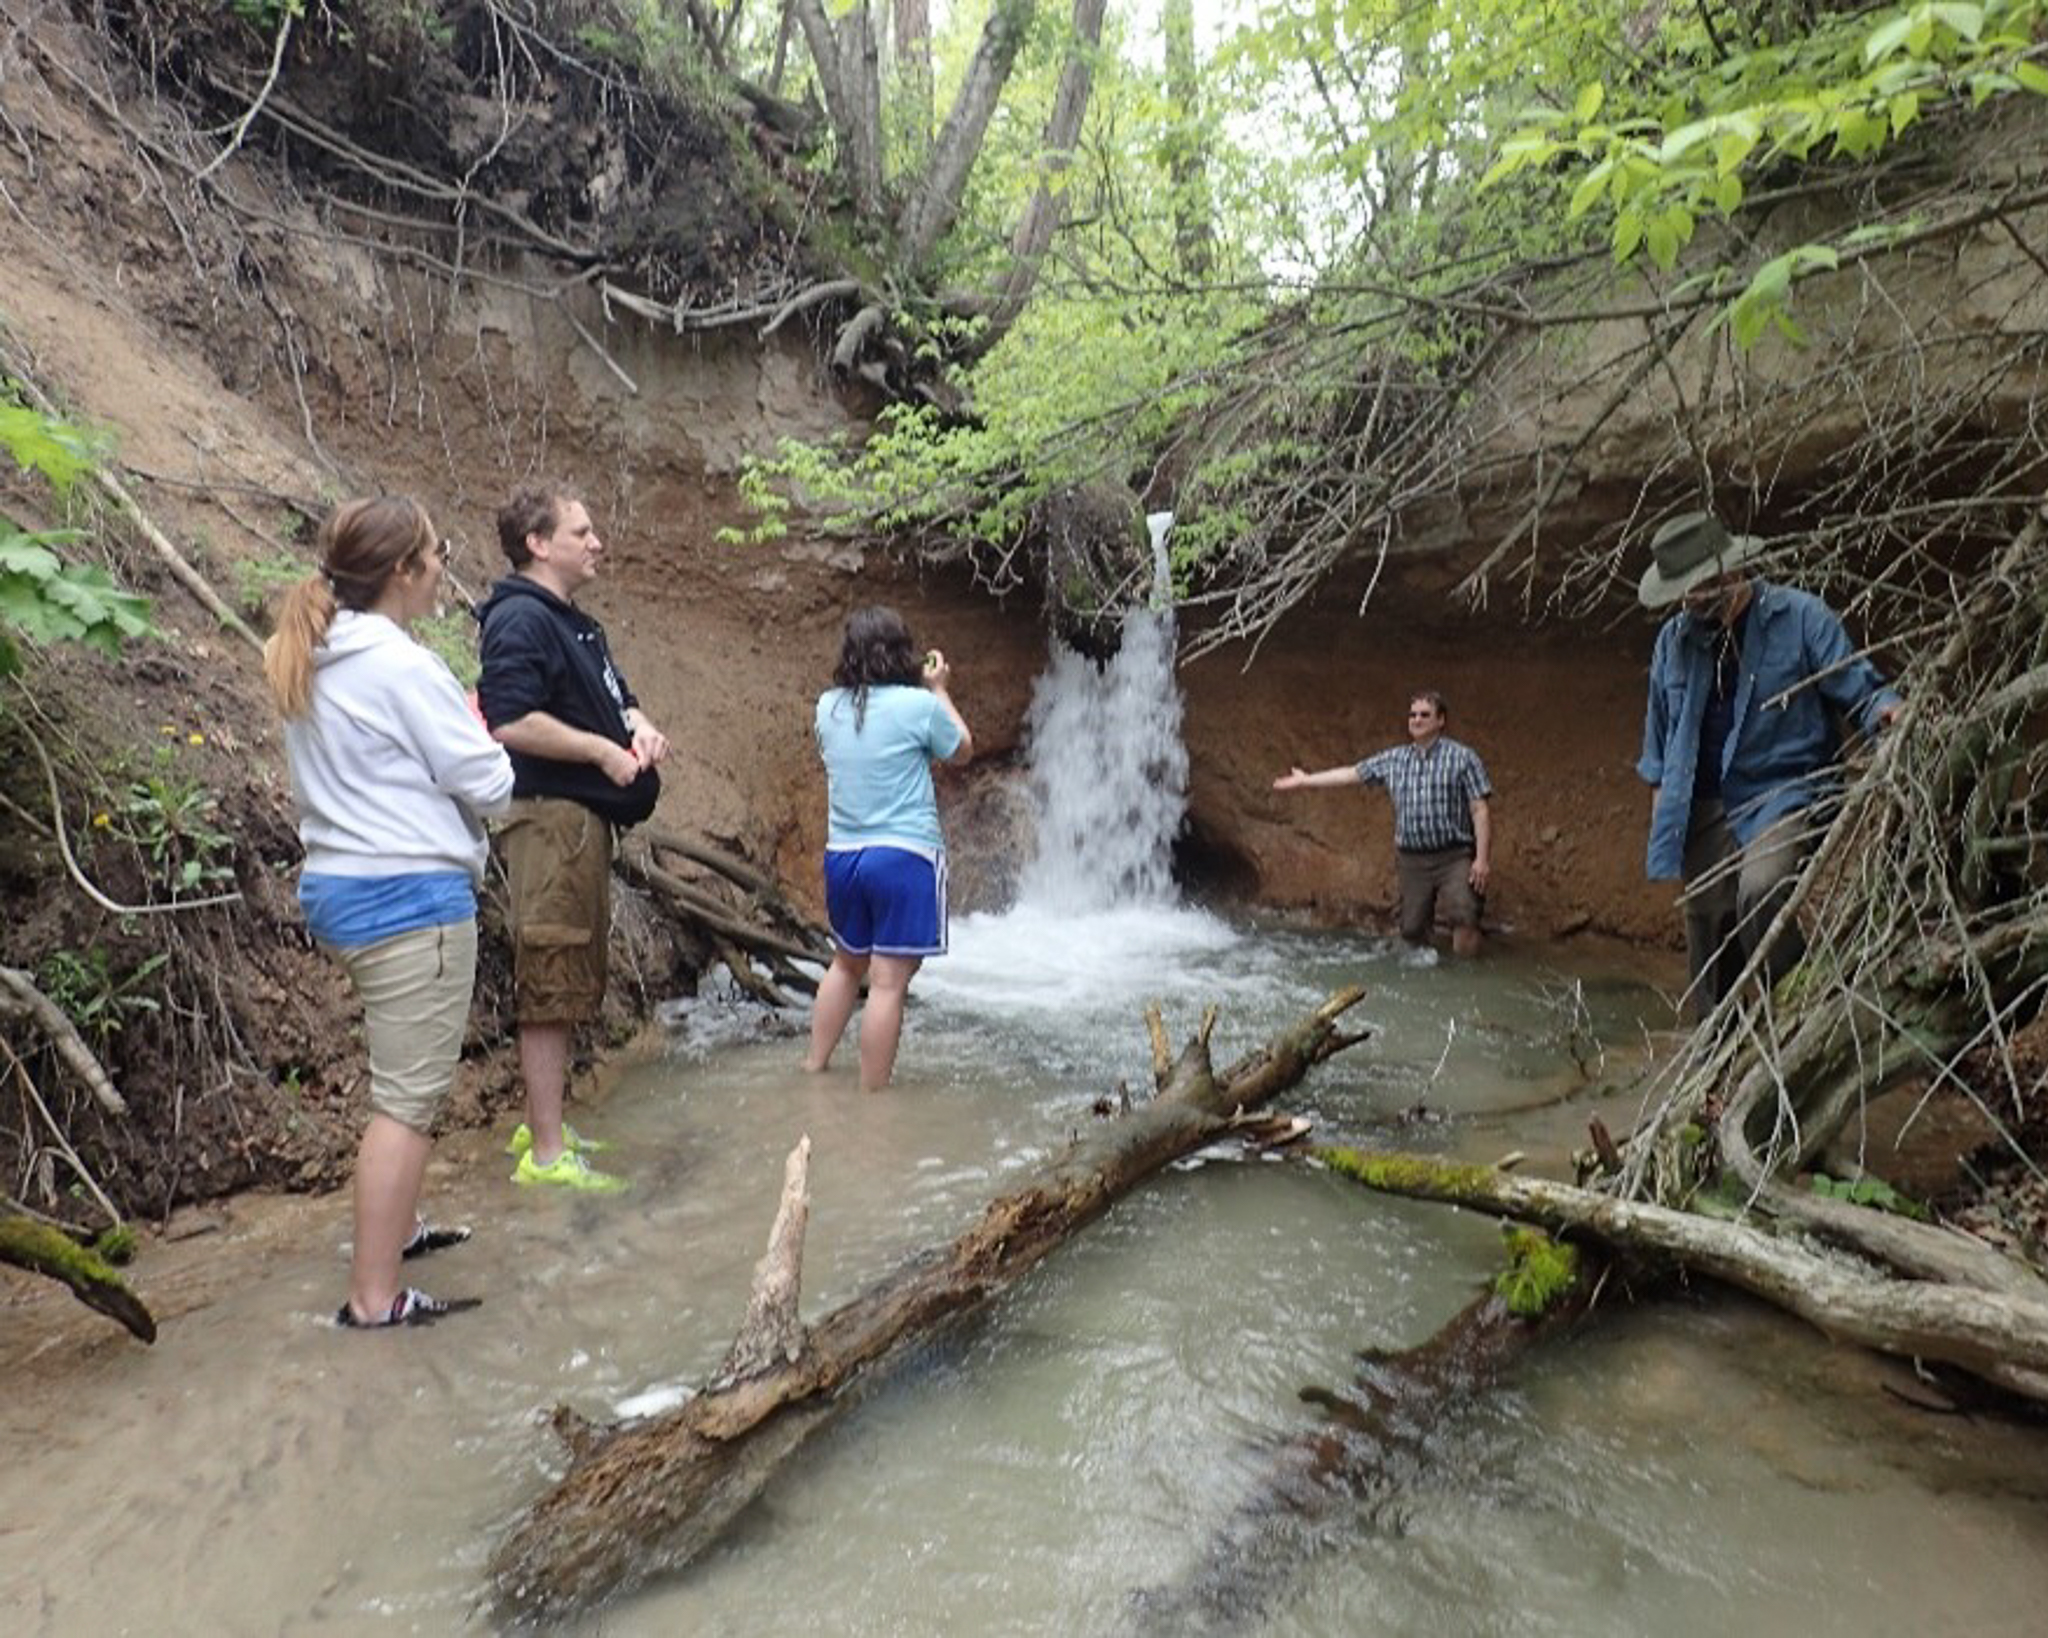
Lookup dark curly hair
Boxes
[832,605,922,729]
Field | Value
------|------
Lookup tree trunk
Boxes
[896,0,1036,266]
[979,0,1110,351]
[1137,1230,1594,1632]
[489,988,1370,1621]
[1161,0,1213,279]
[892,0,933,163]
[792,0,884,215]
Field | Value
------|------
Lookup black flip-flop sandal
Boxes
[399,1220,472,1260]
[335,1287,482,1328]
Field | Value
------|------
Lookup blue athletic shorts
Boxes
[822,846,947,957]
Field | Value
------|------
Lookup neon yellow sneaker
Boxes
[511,1148,627,1193]
[505,1122,610,1158]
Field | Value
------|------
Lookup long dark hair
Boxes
[264,496,435,718]
[832,605,921,730]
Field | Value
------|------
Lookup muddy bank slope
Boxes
[0,9,1670,1235]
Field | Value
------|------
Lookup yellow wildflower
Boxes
[187,732,205,746]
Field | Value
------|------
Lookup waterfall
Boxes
[1014,512,1188,913]
[922,510,1237,1023]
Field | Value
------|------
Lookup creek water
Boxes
[7,929,2048,1637]
[8,578,2048,1635]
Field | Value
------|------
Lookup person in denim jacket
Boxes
[1637,511,1901,1020]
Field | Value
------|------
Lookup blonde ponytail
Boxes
[264,575,338,719]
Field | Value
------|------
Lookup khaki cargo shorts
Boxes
[500,797,612,1026]
[329,917,478,1134]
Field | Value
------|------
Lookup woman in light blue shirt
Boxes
[804,607,972,1091]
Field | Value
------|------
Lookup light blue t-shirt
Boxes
[815,685,963,852]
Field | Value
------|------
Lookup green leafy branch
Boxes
[0,396,152,679]
[1481,0,2048,344]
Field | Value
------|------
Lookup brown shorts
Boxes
[500,797,612,1026]
[1394,846,1480,943]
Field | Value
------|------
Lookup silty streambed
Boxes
[5,919,2048,1636]
[9,550,2047,1633]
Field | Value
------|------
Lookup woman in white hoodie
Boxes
[265,497,514,1327]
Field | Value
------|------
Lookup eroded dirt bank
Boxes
[0,7,1678,1250]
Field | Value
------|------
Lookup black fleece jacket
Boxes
[475,574,660,827]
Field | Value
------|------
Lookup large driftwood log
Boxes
[1319,1147,2048,1403]
[489,988,1370,1622]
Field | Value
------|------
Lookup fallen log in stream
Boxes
[489,987,1369,1622]
[1319,1147,2048,1401]
[1135,1216,1596,1633]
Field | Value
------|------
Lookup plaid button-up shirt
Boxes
[1356,736,1491,853]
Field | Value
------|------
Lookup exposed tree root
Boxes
[0,965,125,1118]
[616,831,830,1000]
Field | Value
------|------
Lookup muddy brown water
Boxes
[4,917,2047,1636]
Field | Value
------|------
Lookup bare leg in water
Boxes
[805,949,922,1091]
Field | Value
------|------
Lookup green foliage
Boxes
[1809,1171,1931,1218]
[412,609,481,688]
[92,1223,139,1264]
[0,402,101,488]
[1479,0,2048,342]
[233,549,310,617]
[113,745,236,896]
[228,0,304,32]
[0,531,154,672]
[571,0,723,104]
[731,0,2048,626]
[1494,1226,1582,1318]
[36,947,169,1048]
[0,393,152,678]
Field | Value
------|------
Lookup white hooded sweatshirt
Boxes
[284,610,513,881]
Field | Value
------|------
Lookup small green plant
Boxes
[233,549,310,617]
[0,394,153,680]
[229,0,301,29]
[1494,1225,1582,1317]
[92,1224,139,1265]
[413,609,481,688]
[1809,1172,1930,1219]
[115,746,236,895]
[36,947,168,1047]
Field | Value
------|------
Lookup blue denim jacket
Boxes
[1637,581,1899,880]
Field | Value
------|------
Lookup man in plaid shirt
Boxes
[1273,690,1494,956]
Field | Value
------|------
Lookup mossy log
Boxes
[0,1213,155,1342]
[488,988,1371,1623]
[1319,1146,2048,1403]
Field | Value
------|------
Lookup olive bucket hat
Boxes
[1637,510,1768,609]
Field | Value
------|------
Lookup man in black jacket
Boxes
[477,485,668,1191]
